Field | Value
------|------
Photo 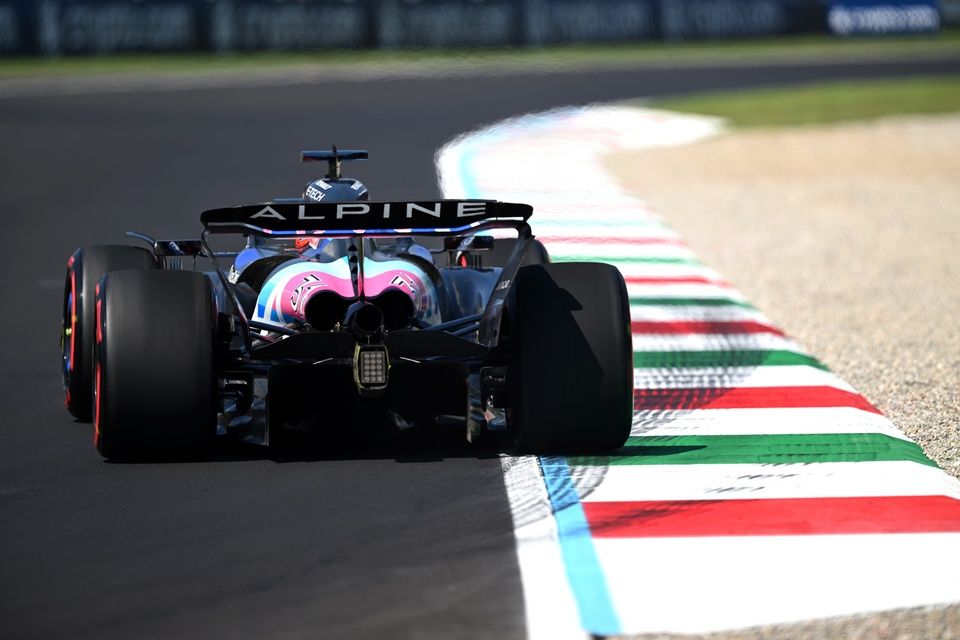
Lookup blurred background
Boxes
[0,0,953,56]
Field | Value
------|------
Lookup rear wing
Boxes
[300,148,367,179]
[200,200,532,237]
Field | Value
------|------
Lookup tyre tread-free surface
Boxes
[510,262,633,453]
[95,269,216,460]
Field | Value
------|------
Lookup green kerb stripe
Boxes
[633,350,828,370]
[569,433,936,467]
[553,255,701,265]
[630,297,755,308]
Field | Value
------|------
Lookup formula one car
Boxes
[61,148,632,460]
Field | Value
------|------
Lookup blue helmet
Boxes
[303,177,368,203]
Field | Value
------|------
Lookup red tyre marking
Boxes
[64,255,78,409]
[93,283,102,445]
[69,259,77,372]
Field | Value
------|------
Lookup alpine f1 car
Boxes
[61,148,633,460]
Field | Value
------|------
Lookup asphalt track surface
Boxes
[1,57,958,640]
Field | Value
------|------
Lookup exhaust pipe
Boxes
[346,302,384,339]
[370,289,416,331]
[303,291,351,331]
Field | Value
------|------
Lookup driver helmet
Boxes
[303,178,368,203]
[297,178,369,254]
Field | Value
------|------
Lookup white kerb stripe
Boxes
[632,365,856,391]
[594,534,960,634]
[499,455,587,640]
[632,406,911,439]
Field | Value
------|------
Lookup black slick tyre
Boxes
[94,270,217,460]
[485,237,549,269]
[509,263,633,454]
[62,245,157,421]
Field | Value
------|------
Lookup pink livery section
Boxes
[252,257,441,331]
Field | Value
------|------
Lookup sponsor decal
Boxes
[289,274,327,314]
[246,201,489,223]
[11,0,944,57]
[828,0,941,35]
[944,0,960,25]
[305,185,326,201]
[389,273,418,296]
[218,1,367,50]
[249,205,284,220]
[525,0,656,45]
[660,0,787,39]
[33,0,195,55]
[0,4,18,52]
[377,0,518,48]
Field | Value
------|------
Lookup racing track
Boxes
[1,57,958,639]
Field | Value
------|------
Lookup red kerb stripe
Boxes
[624,275,732,288]
[632,320,784,336]
[633,386,881,413]
[583,495,960,537]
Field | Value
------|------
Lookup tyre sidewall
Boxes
[63,245,157,421]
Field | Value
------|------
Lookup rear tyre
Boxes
[62,245,157,421]
[485,237,549,268]
[94,270,217,460]
[522,239,550,267]
[508,263,632,454]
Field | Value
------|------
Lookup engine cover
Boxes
[251,256,440,331]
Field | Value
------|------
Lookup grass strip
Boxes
[654,75,960,127]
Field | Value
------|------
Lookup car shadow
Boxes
[206,423,507,465]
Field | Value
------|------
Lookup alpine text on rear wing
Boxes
[200,200,533,236]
